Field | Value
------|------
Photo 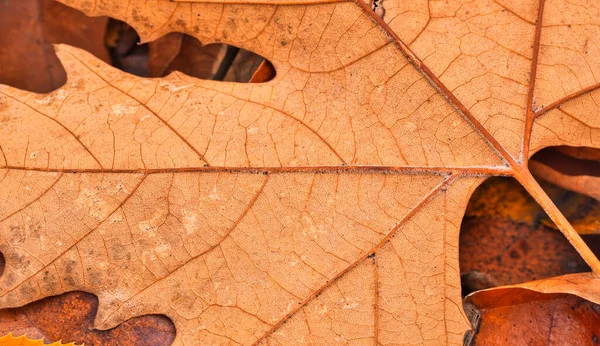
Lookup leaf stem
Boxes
[514,167,600,274]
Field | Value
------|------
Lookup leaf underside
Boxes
[2,0,600,345]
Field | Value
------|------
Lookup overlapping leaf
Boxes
[1,0,600,345]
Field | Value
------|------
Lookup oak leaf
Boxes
[1,0,600,345]
[465,274,600,345]
[0,334,76,346]
[0,0,110,93]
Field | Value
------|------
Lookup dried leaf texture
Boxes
[35,2,503,168]
[532,87,600,156]
[381,0,538,157]
[1,0,600,345]
[0,167,484,344]
[0,334,76,346]
[466,273,600,318]
[466,288,600,346]
[484,272,600,306]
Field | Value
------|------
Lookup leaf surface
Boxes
[0,334,77,346]
[2,0,600,345]
[465,282,600,346]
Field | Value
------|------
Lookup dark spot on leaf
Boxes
[0,252,4,278]
[509,249,521,259]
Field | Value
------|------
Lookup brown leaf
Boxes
[110,24,228,80]
[0,334,77,346]
[222,48,268,83]
[2,0,600,344]
[525,147,600,234]
[464,177,546,226]
[148,33,185,77]
[465,289,600,346]
[151,39,227,80]
[483,272,600,303]
[460,177,600,293]
[460,217,590,288]
[0,0,110,93]
[0,291,174,346]
[466,273,600,344]
[249,61,276,83]
[531,146,600,203]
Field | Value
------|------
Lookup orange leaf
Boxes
[0,334,77,346]
[2,0,600,344]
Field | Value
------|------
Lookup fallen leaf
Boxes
[465,289,600,346]
[0,334,76,346]
[1,0,600,345]
[465,273,600,344]
[108,22,230,81]
[222,48,268,83]
[531,146,600,203]
[248,60,277,83]
[464,177,546,226]
[148,35,228,80]
[148,33,186,77]
[0,291,174,346]
[538,175,600,235]
[460,217,589,289]
[484,272,600,304]
[460,177,600,294]
[0,0,110,93]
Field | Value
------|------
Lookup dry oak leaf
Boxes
[2,0,600,345]
[467,272,600,307]
[0,334,76,346]
[464,273,600,346]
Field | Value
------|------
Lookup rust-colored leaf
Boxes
[0,334,76,346]
[249,61,276,83]
[465,273,600,345]
[1,0,600,344]
[465,289,600,346]
[460,217,590,288]
[460,177,600,293]
[0,292,174,346]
